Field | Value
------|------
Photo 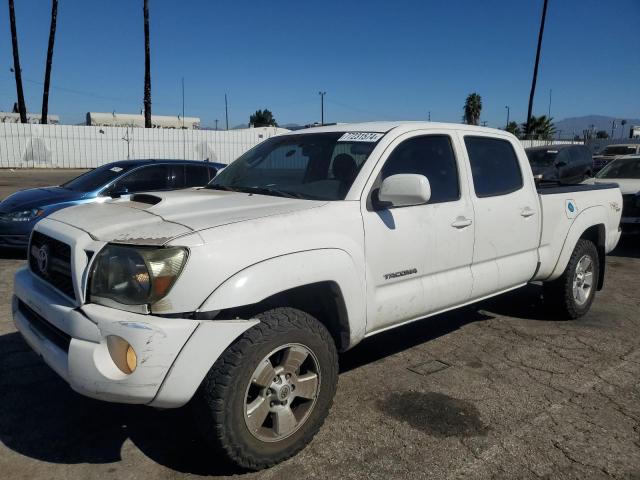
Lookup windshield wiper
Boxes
[206,184,305,199]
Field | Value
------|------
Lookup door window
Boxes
[115,165,169,193]
[381,135,460,204]
[185,165,211,187]
[464,137,523,197]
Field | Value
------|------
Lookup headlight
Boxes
[1,208,45,222]
[89,244,188,306]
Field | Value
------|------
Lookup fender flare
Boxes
[547,205,607,282]
[199,248,366,346]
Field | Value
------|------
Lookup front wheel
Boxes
[192,307,339,470]
[543,239,599,319]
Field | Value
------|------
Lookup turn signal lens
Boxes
[126,345,137,373]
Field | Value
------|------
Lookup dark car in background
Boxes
[0,159,224,249]
[525,144,593,185]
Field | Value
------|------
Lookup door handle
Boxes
[520,207,536,218]
[451,217,473,229]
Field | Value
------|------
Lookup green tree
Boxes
[143,0,152,128]
[505,121,521,137]
[250,109,278,127]
[8,0,27,123]
[596,130,609,139]
[521,115,556,140]
[41,0,58,124]
[463,93,482,125]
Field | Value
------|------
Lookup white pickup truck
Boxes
[12,122,622,469]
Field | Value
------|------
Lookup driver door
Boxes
[361,131,475,333]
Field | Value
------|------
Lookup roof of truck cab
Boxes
[285,121,511,136]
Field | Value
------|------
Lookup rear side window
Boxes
[465,137,523,197]
[185,165,211,187]
[381,135,460,204]
[116,165,169,193]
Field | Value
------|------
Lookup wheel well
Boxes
[580,224,606,290]
[218,281,351,352]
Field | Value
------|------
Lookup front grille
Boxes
[622,194,640,218]
[18,300,71,352]
[29,231,76,300]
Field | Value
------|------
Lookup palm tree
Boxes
[249,109,278,127]
[505,121,521,137]
[41,0,58,124]
[463,93,482,125]
[8,0,27,123]
[520,115,556,140]
[143,0,152,128]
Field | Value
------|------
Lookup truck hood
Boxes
[584,178,640,195]
[47,189,326,245]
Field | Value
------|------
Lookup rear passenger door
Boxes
[462,134,540,298]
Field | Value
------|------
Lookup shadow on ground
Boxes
[610,235,640,260]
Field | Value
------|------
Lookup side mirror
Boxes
[377,174,431,208]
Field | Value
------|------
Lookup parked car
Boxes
[525,144,593,184]
[12,122,622,470]
[592,144,640,171]
[0,159,224,248]
[585,155,640,233]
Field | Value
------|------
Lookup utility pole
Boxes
[526,0,549,138]
[505,105,510,129]
[427,111,431,121]
[319,91,326,125]
[547,89,552,118]
[611,120,616,139]
[225,94,229,130]
[215,119,218,130]
[481,121,488,127]
[181,77,185,129]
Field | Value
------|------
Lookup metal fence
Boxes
[0,123,289,169]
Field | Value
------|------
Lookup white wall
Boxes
[0,123,288,168]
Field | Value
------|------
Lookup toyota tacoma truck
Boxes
[12,122,622,470]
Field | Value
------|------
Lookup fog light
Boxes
[126,345,137,373]
[107,336,137,374]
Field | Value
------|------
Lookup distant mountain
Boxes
[554,115,640,138]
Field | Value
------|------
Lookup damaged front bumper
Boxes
[12,266,258,408]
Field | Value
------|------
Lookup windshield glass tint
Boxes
[62,164,132,192]
[526,149,559,166]
[602,146,636,155]
[597,158,640,179]
[208,133,381,200]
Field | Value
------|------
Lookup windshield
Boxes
[62,164,133,192]
[526,149,559,167]
[601,146,637,156]
[596,158,640,179]
[207,132,382,200]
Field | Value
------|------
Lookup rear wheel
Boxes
[543,239,599,319]
[192,307,338,470]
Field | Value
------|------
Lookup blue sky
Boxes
[0,0,638,127]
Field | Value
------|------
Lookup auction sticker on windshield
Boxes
[338,132,384,142]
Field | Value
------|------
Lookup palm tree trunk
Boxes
[8,0,27,123]
[41,0,58,124]
[526,0,549,138]
[143,0,152,128]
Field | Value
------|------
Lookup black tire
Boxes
[543,239,599,319]
[192,307,339,470]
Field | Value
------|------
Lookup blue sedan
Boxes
[0,159,225,249]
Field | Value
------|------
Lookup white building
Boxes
[87,112,200,129]
[0,111,60,124]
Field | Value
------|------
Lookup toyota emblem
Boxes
[37,245,50,275]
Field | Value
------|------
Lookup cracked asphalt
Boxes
[1,170,640,479]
